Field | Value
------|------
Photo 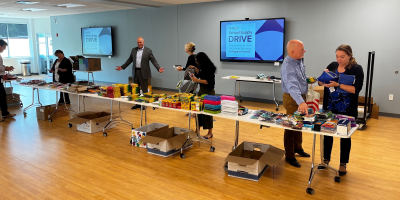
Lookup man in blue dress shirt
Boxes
[281,39,311,167]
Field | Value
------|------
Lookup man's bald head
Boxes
[287,39,306,60]
[137,37,145,49]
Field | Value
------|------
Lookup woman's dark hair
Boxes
[54,50,64,55]
[336,44,357,69]
[0,39,8,47]
[196,52,216,73]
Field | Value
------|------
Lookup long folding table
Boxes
[221,76,281,111]
[18,84,356,195]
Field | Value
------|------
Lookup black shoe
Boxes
[295,149,310,157]
[285,157,301,168]
[339,164,347,176]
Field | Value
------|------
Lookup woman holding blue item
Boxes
[318,44,364,176]
[190,52,217,139]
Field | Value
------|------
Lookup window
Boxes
[0,23,30,58]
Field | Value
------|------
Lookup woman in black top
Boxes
[189,52,216,139]
[318,45,364,176]
[177,42,197,72]
[49,50,74,104]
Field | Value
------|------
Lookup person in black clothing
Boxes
[318,44,364,176]
[0,39,16,121]
[177,42,197,72]
[189,52,216,139]
[49,50,74,104]
[178,42,198,116]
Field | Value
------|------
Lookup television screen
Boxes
[81,27,113,56]
[220,18,285,63]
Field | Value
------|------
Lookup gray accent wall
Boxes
[51,0,400,115]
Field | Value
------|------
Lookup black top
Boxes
[322,62,364,118]
[51,57,74,84]
[197,69,215,91]
[183,54,197,71]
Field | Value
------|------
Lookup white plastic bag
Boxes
[306,85,320,113]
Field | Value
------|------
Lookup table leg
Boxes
[23,88,42,115]
[234,80,237,97]
[238,81,242,102]
[140,105,143,127]
[87,72,90,86]
[145,105,147,125]
[273,81,279,111]
[91,72,95,85]
[306,134,318,195]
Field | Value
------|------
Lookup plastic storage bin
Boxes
[221,100,238,107]
[205,104,221,110]
[221,110,237,117]
[221,105,238,113]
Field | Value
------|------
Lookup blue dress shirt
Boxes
[281,55,308,105]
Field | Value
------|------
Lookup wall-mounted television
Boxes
[81,26,113,56]
[220,18,285,63]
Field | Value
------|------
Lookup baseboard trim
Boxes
[152,86,283,105]
[379,112,400,118]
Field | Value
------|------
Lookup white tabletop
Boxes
[222,76,281,83]
[73,70,103,73]
[18,84,355,138]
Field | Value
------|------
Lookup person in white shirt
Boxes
[0,39,16,121]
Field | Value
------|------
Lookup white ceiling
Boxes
[0,0,224,18]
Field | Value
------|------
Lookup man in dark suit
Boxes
[116,37,164,109]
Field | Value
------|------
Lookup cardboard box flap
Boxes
[140,135,166,144]
[72,111,97,118]
[259,145,285,167]
[225,155,259,166]
[90,112,112,124]
[134,123,169,132]
[168,132,188,150]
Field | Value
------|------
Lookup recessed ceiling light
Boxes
[57,3,86,8]
[17,1,40,4]
[22,8,47,12]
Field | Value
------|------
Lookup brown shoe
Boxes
[2,114,16,118]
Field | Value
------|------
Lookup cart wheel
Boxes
[334,176,341,183]
[48,119,52,122]
[318,165,326,169]
[306,188,315,195]
[180,153,186,159]
[103,132,108,137]
[20,102,23,107]
[152,107,156,110]
[223,163,228,172]
[210,146,215,152]
[68,123,72,128]
[23,112,27,116]
[130,139,133,144]
[240,99,243,102]
[276,108,279,111]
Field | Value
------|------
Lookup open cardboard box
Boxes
[36,104,69,121]
[67,85,87,93]
[140,127,192,157]
[225,142,285,181]
[68,111,116,133]
[131,123,169,148]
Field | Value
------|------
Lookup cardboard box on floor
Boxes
[225,142,285,181]
[78,58,101,71]
[6,93,20,105]
[358,96,379,119]
[36,104,69,121]
[5,87,13,94]
[131,123,169,148]
[140,127,192,157]
[68,111,116,133]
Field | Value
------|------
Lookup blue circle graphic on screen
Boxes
[99,27,112,55]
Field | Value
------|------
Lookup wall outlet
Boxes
[274,62,280,66]
[389,94,394,101]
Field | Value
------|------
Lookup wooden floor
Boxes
[1,84,399,200]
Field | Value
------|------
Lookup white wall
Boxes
[51,0,400,115]
[31,17,51,74]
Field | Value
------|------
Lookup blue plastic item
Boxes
[204,95,221,101]
[317,71,339,84]
[205,104,221,110]
[337,74,355,93]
